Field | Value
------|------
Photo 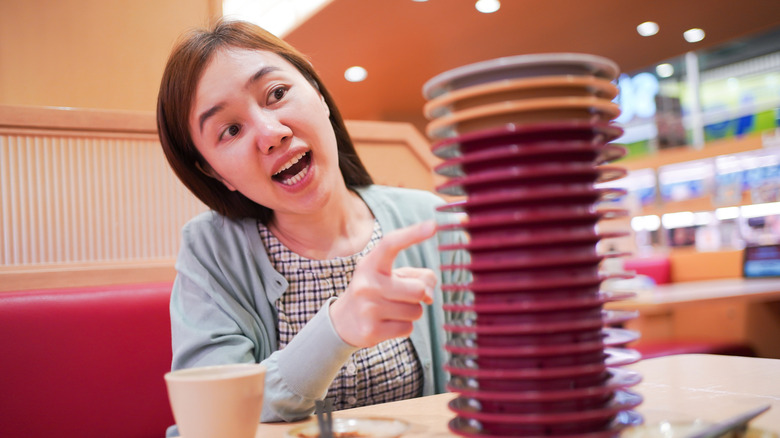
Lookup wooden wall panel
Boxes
[0,133,204,267]
[0,106,437,291]
[0,106,208,291]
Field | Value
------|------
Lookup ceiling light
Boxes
[475,0,500,13]
[684,28,705,43]
[655,63,674,78]
[636,21,659,37]
[344,66,367,82]
[222,0,331,38]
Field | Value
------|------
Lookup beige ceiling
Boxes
[284,0,780,134]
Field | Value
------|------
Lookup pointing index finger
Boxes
[367,220,436,275]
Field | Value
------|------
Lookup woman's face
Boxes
[189,48,344,217]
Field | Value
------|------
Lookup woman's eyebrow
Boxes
[198,104,224,134]
[246,65,281,88]
[197,66,282,134]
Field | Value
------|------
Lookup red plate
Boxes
[449,327,605,348]
[449,389,639,416]
[437,186,626,212]
[454,392,615,415]
[436,164,626,197]
[444,245,602,272]
[444,290,635,312]
[449,349,608,370]
[449,266,602,292]
[447,366,642,402]
[448,306,603,329]
[445,348,641,379]
[448,409,642,438]
[448,389,642,423]
[443,309,638,335]
[436,206,628,232]
[431,121,623,159]
[448,320,636,348]
[434,142,627,177]
[448,390,642,424]
[442,268,635,294]
[445,328,639,357]
[440,227,629,253]
[449,250,631,274]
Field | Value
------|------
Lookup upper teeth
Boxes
[274,152,306,176]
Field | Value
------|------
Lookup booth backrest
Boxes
[0,282,175,438]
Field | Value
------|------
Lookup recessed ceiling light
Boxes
[684,28,705,43]
[636,21,659,37]
[411,0,428,2]
[475,0,500,13]
[656,63,674,78]
[344,66,367,82]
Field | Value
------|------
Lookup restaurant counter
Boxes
[605,278,780,358]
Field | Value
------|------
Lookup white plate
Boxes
[285,417,410,438]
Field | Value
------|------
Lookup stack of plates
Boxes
[423,54,643,437]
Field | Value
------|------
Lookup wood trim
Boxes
[0,104,157,134]
[346,119,448,191]
[0,260,177,292]
[0,126,159,141]
[346,120,440,169]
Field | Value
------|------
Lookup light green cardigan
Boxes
[168,185,467,429]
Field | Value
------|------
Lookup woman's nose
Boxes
[252,110,292,154]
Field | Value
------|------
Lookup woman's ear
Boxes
[195,160,237,191]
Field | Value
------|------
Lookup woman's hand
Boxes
[329,220,438,348]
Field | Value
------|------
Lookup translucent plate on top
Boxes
[422,53,620,99]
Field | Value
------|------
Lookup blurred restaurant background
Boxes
[2,0,780,354]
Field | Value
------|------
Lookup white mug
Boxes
[165,363,266,438]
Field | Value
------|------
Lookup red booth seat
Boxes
[0,282,175,438]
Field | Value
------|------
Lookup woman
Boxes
[156,19,466,426]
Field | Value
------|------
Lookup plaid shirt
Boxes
[259,220,423,410]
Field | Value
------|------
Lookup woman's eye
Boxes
[269,86,287,104]
[219,124,240,141]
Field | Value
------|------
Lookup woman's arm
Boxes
[170,217,357,422]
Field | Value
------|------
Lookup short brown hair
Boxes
[157,19,373,223]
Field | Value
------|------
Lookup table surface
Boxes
[255,354,780,437]
[606,277,780,312]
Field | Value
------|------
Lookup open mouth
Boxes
[272,151,312,186]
